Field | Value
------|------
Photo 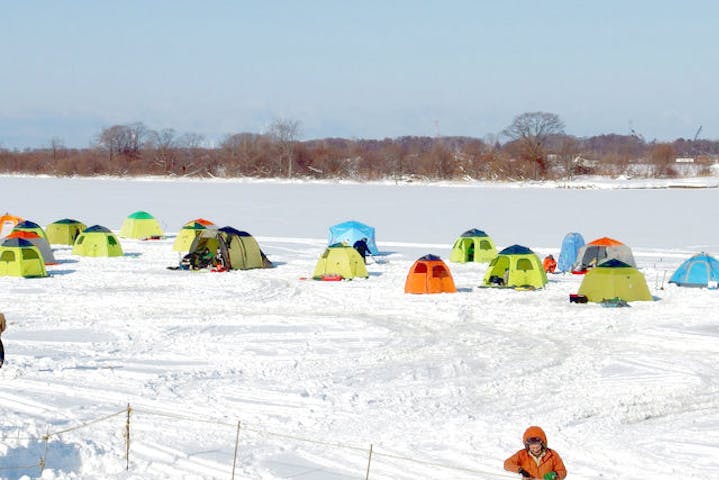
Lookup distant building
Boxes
[675,157,695,163]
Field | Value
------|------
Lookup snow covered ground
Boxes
[1,174,718,480]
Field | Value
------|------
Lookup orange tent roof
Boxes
[5,230,41,240]
[185,218,214,226]
[1,213,24,225]
[587,236,625,247]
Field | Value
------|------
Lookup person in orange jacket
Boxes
[504,426,567,479]
[542,254,557,274]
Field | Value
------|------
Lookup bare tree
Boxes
[147,128,178,173]
[649,143,677,178]
[267,118,301,177]
[502,112,565,178]
[556,135,581,179]
[49,137,65,163]
[96,122,149,163]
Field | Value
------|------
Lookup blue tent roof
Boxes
[218,226,252,237]
[669,253,719,287]
[1,238,34,248]
[460,228,488,238]
[14,220,42,229]
[557,232,585,272]
[51,218,83,225]
[498,244,533,255]
[84,225,112,233]
[328,220,379,255]
[418,254,442,261]
[597,259,633,268]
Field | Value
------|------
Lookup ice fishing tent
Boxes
[572,236,636,273]
[187,227,272,270]
[72,225,124,257]
[557,232,585,272]
[12,220,49,242]
[119,211,164,240]
[328,220,379,255]
[172,219,215,252]
[46,218,87,245]
[482,245,547,289]
[405,254,456,294]
[449,229,497,263]
[0,213,24,238]
[669,253,719,288]
[577,259,653,302]
[312,244,368,280]
[4,231,57,265]
[0,238,48,278]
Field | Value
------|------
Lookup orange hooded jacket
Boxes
[543,255,557,273]
[504,426,567,479]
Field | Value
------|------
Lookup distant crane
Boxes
[693,125,702,141]
[690,125,703,157]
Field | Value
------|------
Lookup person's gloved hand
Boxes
[543,472,558,480]
[518,468,531,478]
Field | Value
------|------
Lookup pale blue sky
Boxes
[1,1,717,147]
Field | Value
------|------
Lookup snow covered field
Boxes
[1,175,719,480]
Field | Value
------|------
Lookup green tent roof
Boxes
[52,218,84,225]
[127,211,155,219]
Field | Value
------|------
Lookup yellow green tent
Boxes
[0,238,48,278]
[577,259,653,302]
[173,219,214,252]
[73,225,124,257]
[46,218,87,245]
[449,228,497,263]
[119,211,164,240]
[312,244,368,280]
[482,244,547,289]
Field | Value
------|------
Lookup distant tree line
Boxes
[2,113,718,180]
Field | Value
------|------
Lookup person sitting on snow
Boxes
[504,426,567,479]
[543,254,557,274]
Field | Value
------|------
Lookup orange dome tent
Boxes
[404,254,457,294]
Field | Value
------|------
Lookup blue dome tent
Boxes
[557,232,585,272]
[669,253,719,288]
[328,220,379,255]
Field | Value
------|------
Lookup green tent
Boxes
[119,211,164,240]
[482,244,547,289]
[173,221,209,252]
[46,218,87,245]
[187,227,272,270]
[449,228,497,263]
[312,244,368,280]
[0,238,48,278]
[577,259,653,302]
[73,225,124,257]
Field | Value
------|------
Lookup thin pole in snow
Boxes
[365,443,374,480]
[231,421,241,480]
[125,403,132,470]
[39,426,49,476]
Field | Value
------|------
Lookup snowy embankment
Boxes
[1,175,718,480]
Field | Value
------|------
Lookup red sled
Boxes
[315,274,343,281]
